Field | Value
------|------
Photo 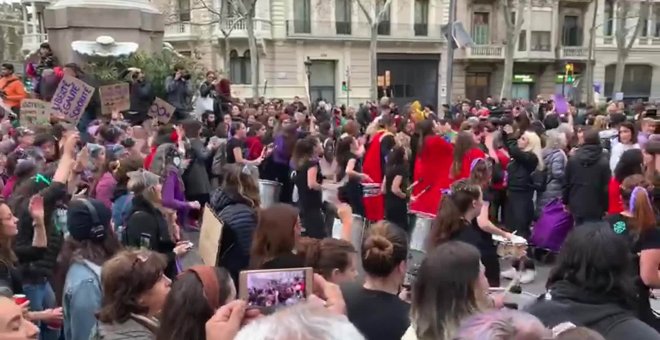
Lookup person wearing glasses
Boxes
[91,249,171,340]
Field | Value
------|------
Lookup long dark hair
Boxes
[291,136,319,170]
[249,203,299,269]
[58,236,122,281]
[335,136,356,182]
[9,172,56,233]
[0,200,17,267]
[614,149,643,183]
[385,146,407,179]
[416,119,435,154]
[296,237,356,280]
[279,125,298,159]
[429,180,481,249]
[156,267,233,340]
[546,222,637,309]
[452,132,476,178]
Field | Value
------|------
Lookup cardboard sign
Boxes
[198,205,223,266]
[49,75,95,122]
[149,97,176,123]
[20,99,49,127]
[99,83,130,115]
[614,92,624,101]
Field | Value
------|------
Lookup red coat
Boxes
[454,147,486,181]
[245,136,264,160]
[409,135,453,216]
[608,177,624,214]
[362,130,391,221]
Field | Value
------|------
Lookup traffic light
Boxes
[341,81,348,92]
[564,63,575,84]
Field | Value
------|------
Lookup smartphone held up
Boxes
[239,267,313,314]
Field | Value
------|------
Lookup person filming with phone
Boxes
[165,65,193,122]
[0,63,27,116]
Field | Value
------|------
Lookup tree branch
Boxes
[355,0,373,25]
[501,0,512,28]
[375,0,393,23]
[625,0,651,51]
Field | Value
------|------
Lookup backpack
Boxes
[211,139,228,176]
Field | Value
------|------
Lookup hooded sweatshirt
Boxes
[526,281,659,340]
[563,144,610,221]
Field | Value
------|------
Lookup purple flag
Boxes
[553,94,568,115]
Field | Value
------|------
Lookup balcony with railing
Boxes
[559,46,588,59]
[215,17,272,39]
[285,20,444,42]
[164,22,201,41]
[462,45,505,59]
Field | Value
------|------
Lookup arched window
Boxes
[604,64,652,100]
[229,49,252,84]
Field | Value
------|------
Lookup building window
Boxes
[654,4,660,37]
[178,0,191,22]
[377,0,390,35]
[531,31,551,51]
[518,30,527,51]
[414,0,429,36]
[294,0,311,33]
[229,49,251,84]
[604,64,652,99]
[472,12,490,45]
[604,0,614,36]
[336,0,351,34]
[562,15,581,46]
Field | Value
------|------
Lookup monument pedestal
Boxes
[44,0,163,63]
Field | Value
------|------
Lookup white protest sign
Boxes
[99,83,130,115]
[198,205,223,266]
[148,97,176,124]
[48,75,95,122]
[20,99,49,127]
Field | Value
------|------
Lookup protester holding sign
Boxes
[165,65,193,122]
[121,67,154,126]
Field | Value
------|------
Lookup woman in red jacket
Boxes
[451,131,486,181]
[608,149,644,214]
[244,122,266,160]
[409,119,453,215]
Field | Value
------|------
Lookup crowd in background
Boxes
[3,45,660,340]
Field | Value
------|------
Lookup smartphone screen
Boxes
[239,267,313,313]
[139,233,151,250]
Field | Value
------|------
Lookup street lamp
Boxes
[304,56,312,104]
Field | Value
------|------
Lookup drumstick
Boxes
[407,180,420,192]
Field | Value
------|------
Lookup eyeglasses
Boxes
[32,173,51,186]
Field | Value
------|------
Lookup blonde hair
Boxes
[522,131,544,171]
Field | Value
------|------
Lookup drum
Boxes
[331,215,369,252]
[322,180,339,205]
[409,211,435,252]
[489,288,538,310]
[362,183,381,198]
[492,234,528,259]
[259,180,282,208]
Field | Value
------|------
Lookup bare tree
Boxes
[585,0,598,104]
[197,0,260,99]
[355,0,392,100]
[499,0,525,100]
[611,0,651,97]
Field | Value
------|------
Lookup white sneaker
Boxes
[501,267,517,279]
[520,269,536,284]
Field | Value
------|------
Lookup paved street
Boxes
[181,230,660,311]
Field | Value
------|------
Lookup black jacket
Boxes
[562,144,610,221]
[209,189,257,283]
[13,182,65,282]
[182,138,213,196]
[128,80,155,123]
[503,132,538,192]
[526,281,659,340]
[124,195,177,278]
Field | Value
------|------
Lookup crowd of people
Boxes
[3,47,660,339]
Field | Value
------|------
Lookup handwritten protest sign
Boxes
[49,75,95,122]
[99,83,130,115]
[199,205,223,266]
[20,99,49,127]
[149,97,176,124]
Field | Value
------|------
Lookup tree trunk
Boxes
[223,36,231,76]
[369,24,378,100]
[585,0,598,105]
[612,50,626,96]
[500,32,515,100]
[245,15,259,99]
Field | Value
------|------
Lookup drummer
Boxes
[382,146,410,232]
[336,135,371,217]
[428,180,512,287]
[291,136,326,239]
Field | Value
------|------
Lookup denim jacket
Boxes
[63,260,102,340]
